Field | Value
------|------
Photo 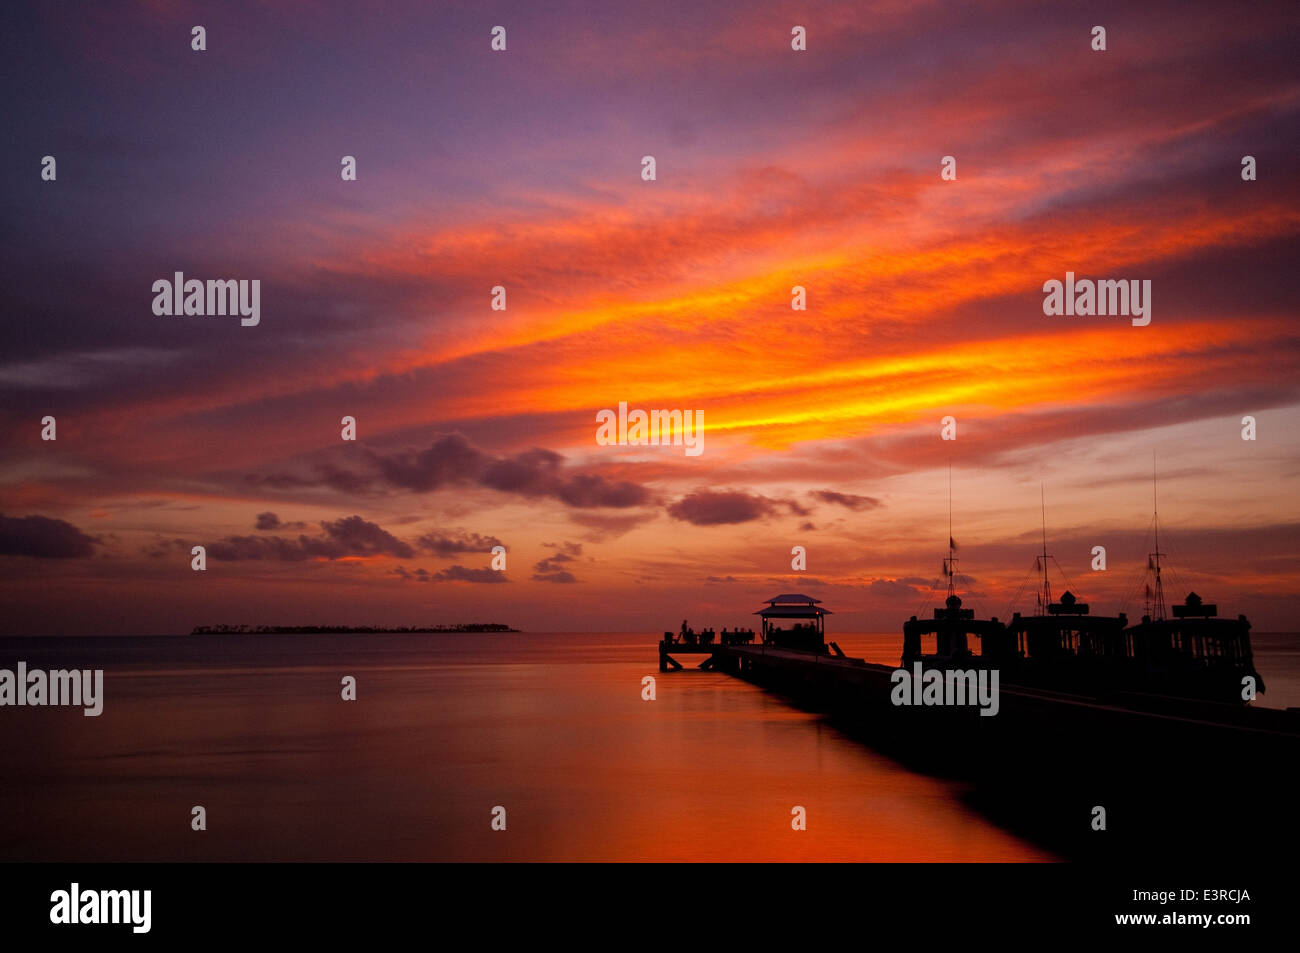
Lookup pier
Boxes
[658,594,1300,862]
[659,628,755,671]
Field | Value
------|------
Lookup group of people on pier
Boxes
[673,620,756,646]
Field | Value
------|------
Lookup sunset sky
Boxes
[2,0,1298,634]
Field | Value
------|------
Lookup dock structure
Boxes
[756,593,832,653]
[654,594,1300,862]
[659,640,709,671]
[659,624,755,671]
[660,594,829,671]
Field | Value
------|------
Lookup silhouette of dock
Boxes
[659,595,1300,861]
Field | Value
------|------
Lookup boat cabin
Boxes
[1009,591,1128,660]
[1127,592,1256,667]
[903,594,1010,665]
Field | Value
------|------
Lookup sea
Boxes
[0,631,1295,862]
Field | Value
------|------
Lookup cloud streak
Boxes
[208,516,415,562]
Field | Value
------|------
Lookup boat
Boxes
[1006,490,1130,680]
[908,484,1265,706]
[902,536,1011,669]
[1113,473,1263,704]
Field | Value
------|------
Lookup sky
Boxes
[1,0,1298,635]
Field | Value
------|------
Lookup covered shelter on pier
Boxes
[756,594,831,653]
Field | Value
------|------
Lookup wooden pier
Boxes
[654,624,1300,863]
[658,633,755,671]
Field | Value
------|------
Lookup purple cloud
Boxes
[0,513,98,558]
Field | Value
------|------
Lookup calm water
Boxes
[0,631,1294,862]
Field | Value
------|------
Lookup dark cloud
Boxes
[372,434,489,492]
[316,464,382,496]
[811,490,882,511]
[322,516,416,558]
[534,543,582,582]
[430,565,508,583]
[0,513,98,558]
[206,535,315,561]
[255,511,306,531]
[207,515,414,561]
[140,535,188,559]
[568,511,656,541]
[667,490,777,525]
[542,541,583,556]
[386,514,425,526]
[478,450,650,508]
[256,433,653,510]
[866,577,927,598]
[246,463,380,496]
[417,531,504,556]
[552,473,651,508]
[390,566,433,583]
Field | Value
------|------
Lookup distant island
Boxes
[190,623,520,635]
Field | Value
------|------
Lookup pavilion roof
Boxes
[755,605,832,617]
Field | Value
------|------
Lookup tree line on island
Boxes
[190,623,520,634]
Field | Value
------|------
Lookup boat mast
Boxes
[1038,486,1052,613]
[945,461,957,599]
[1149,454,1166,621]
